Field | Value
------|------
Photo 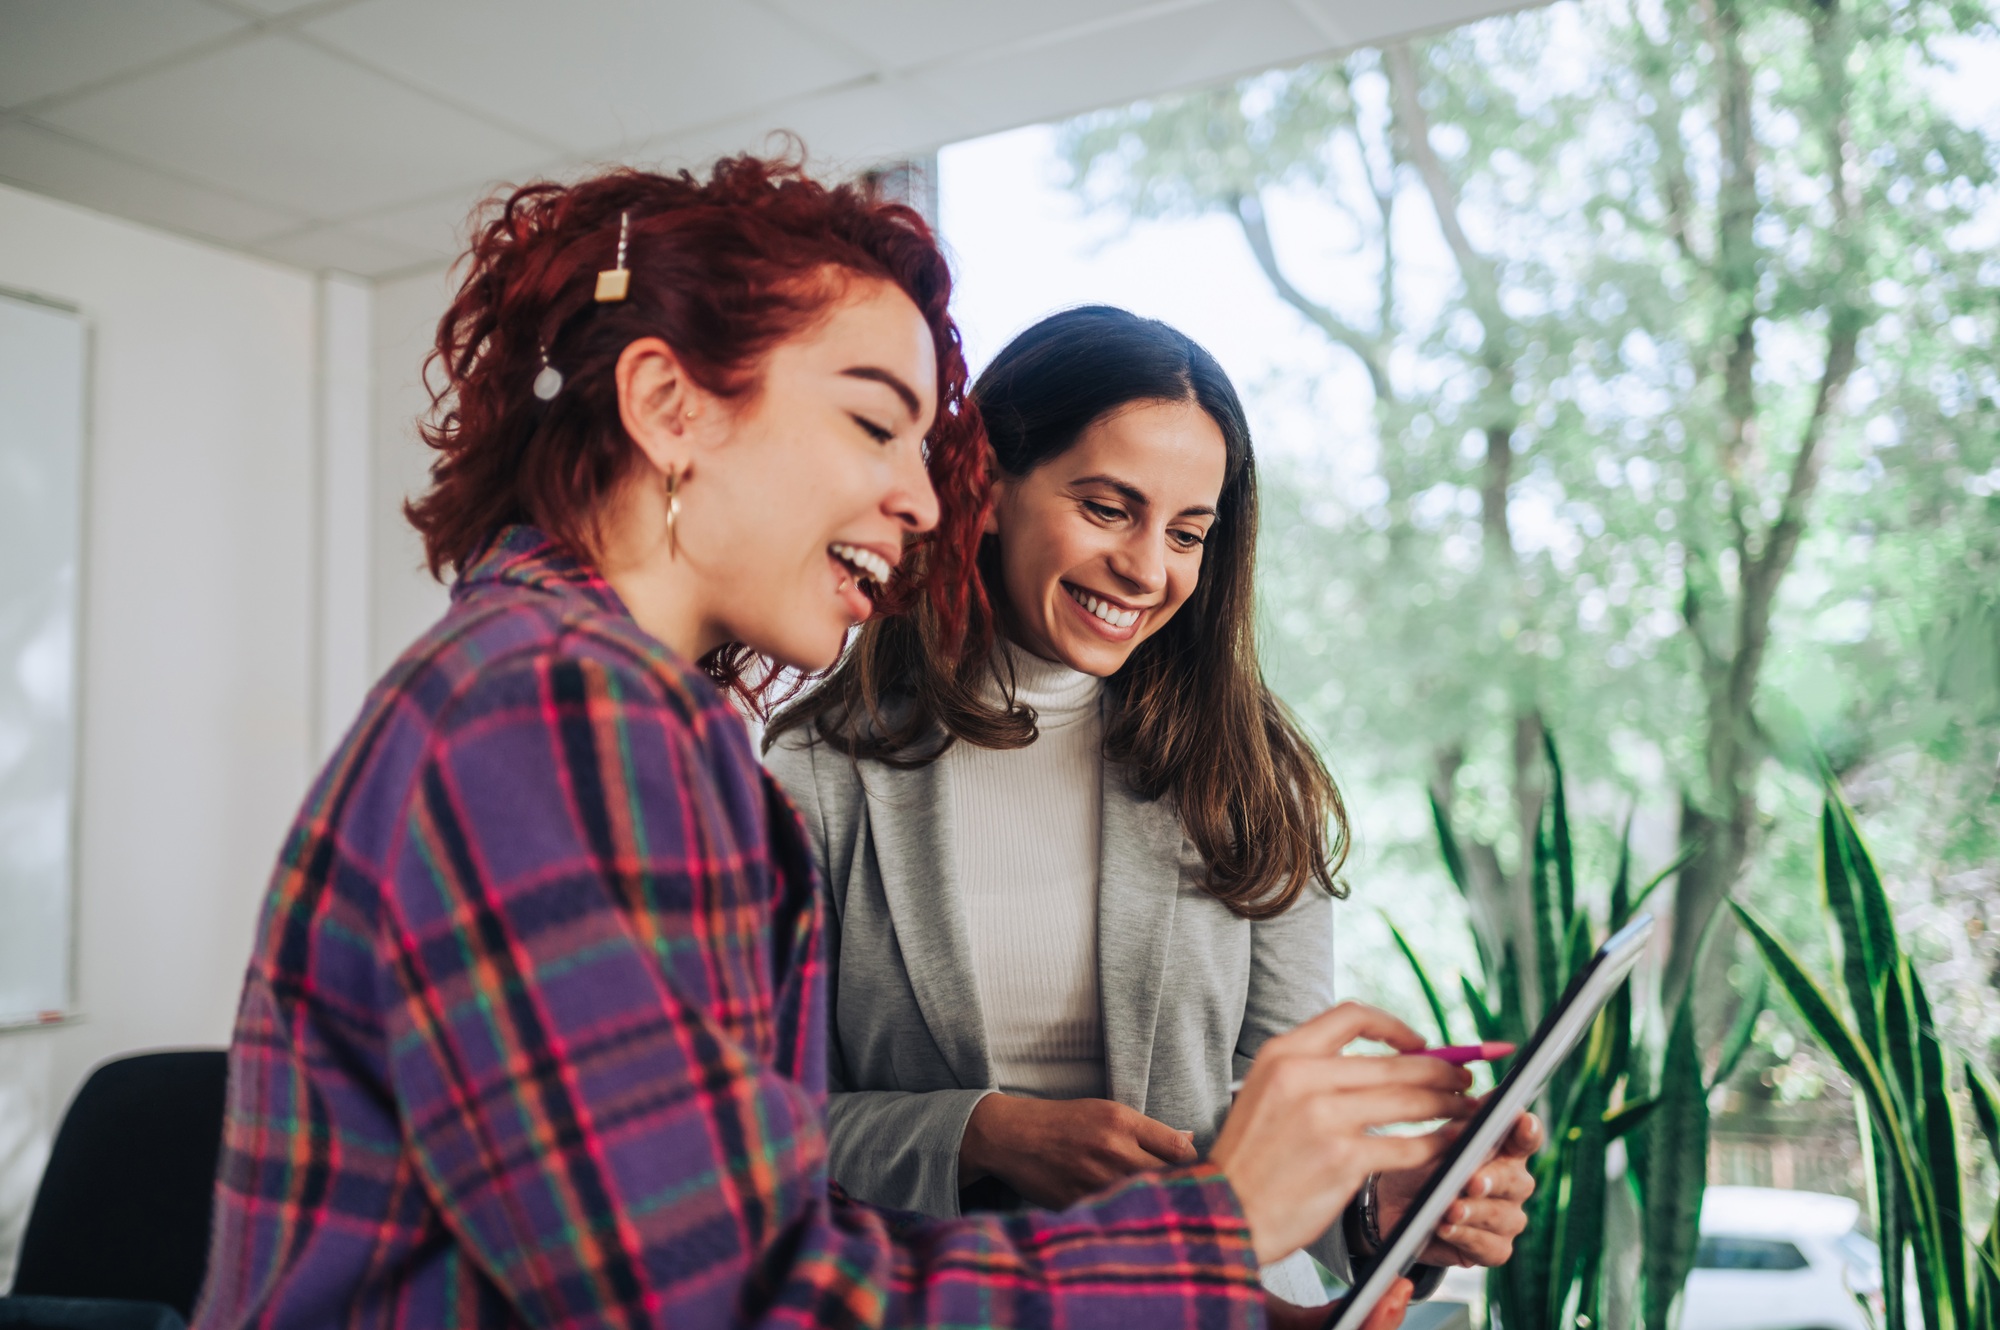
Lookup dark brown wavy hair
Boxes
[404,154,985,707]
[769,306,1346,919]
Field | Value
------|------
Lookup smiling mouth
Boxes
[829,542,892,598]
[1063,583,1141,629]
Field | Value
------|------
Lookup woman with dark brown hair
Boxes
[766,306,1540,1305]
[193,165,1461,1330]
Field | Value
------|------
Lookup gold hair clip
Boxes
[595,210,630,303]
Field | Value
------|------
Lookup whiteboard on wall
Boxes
[0,291,87,1029]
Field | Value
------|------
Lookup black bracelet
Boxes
[1341,1174,1382,1257]
[1344,1176,1376,1256]
[1341,1176,1444,1302]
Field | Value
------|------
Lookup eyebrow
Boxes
[1071,473,1218,519]
[841,366,922,420]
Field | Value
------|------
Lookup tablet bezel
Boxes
[1320,912,1657,1330]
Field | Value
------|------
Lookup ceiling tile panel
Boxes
[907,0,1326,134]
[36,35,552,219]
[1293,0,1531,48]
[303,0,870,155]
[342,187,497,263]
[0,120,305,243]
[628,79,973,177]
[0,0,1541,271]
[759,0,1193,75]
[253,222,430,276]
[0,0,247,110]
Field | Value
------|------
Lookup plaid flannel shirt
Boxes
[194,526,1266,1330]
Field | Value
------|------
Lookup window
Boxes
[1695,1236,1811,1271]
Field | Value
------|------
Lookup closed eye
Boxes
[1169,528,1206,550]
[850,413,894,444]
[1083,500,1125,522]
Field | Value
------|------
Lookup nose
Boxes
[1107,526,1167,595]
[887,438,941,536]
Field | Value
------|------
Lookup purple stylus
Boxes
[1416,1042,1515,1066]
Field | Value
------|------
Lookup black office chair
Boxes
[2,1051,228,1330]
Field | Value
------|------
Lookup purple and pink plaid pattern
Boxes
[194,526,1265,1330]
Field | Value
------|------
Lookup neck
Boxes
[993,634,1101,726]
[593,477,719,662]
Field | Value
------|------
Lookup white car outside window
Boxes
[1679,1187,1882,1330]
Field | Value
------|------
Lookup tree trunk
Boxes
[1664,0,1862,1009]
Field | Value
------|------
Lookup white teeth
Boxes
[828,542,891,585]
[1066,585,1140,629]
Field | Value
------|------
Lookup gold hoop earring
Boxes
[664,464,686,560]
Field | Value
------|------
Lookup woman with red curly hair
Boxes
[193,156,1454,1330]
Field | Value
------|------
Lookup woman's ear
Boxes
[981,454,1004,536]
[615,337,704,476]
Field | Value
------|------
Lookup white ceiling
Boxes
[1,0,1528,279]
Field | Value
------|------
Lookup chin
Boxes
[1050,632,1131,678]
[747,621,847,676]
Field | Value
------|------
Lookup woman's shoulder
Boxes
[374,575,735,769]
[762,714,869,810]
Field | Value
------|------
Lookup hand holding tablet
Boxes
[1322,914,1657,1329]
[1208,1003,1481,1266]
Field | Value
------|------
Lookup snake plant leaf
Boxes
[1461,973,1502,1046]
[1880,958,1921,1146]
[1913,981,1969,1327]
[1552,1064,1612,1320]
[1385,915,1456,1047]
[1638,990,1708,1330]
[1604,1097,1659,1140]
[1708,967,1766,1094]
[1967,1059,2000,1165]
[1877,1138,1908,1330]
[1822,804,1882,1050]
[1543,730,1576,927]
[1832,794,1901,1017]
[1731,901,1934,1246]
[1617,840,1701,932]
[1548,913,1600,1119]
[1611,814,1633,922]
[1969,1063,2000,1316]
[1430,792,1500,987]
[1532,816,1561,1025]
[1498,939,1529,1048]
[1429,791,1472,900]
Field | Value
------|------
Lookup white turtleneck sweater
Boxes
[945,641,1107,1100]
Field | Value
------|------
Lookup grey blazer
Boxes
[765,724,1350,1272]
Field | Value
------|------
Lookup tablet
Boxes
[1322,912,1656,1330]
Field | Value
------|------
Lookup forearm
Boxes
[826,1086,997,1217]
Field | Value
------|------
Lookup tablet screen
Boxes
[1321,913,1656,1330]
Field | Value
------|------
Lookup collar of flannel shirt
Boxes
[452,524,631,618]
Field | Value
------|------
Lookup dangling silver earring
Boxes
[663,464,686,559]
[533,346,563,400]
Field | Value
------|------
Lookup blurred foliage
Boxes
[1407,734,1736,1330]
[1061,0,2000,1084]
[1739,791,2000,1329]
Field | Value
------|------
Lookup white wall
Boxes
[0,183,321,1282]
[368,267,452,677]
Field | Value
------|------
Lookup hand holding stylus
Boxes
[1209,1002,1479,1266]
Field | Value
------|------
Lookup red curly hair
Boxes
[405,153,986,705]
